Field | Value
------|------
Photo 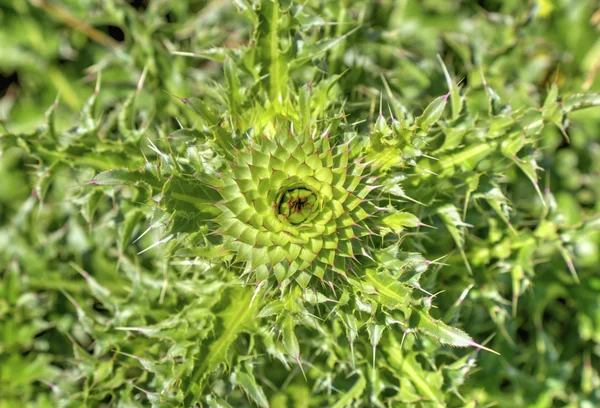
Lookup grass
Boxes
[1,0,599,407]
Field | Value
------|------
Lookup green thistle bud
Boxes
[215,126,378,287]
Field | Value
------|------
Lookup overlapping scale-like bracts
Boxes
[216,129,379,287]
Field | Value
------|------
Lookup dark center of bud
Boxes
[277,188,318,225]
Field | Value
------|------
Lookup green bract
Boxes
[216,125,380,287]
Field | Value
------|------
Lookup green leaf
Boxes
[382,212,421,234]
[181,96,220,126]
[237,370,270,408]
[340,311,358,367]
[438,142,497,175]
[70,262,116,313]
[171,48,229,63]
[166,176,223,211]
[224,56,243,124]
[119,209,145,254]
[362,269,411,308]
[282,314,300,360]
[367,323,384,347]
[188,285,259,400]
[78,73,101,134]
[411,308,498,354]
[387,349,444,406]
[256,0,288,105]
[415,94,448,129]
[437,54,462,120]
[91,169,159,188]
[562,93,600,113]
[367,322,385,377]
[437,204,472,274]
[331,374,366,408]
[512,155,545,206]
[541,83,563,134]
[43,94,60,142]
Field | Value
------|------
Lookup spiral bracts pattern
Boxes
[215,127,381,287]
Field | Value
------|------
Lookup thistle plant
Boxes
[1,0,599,407]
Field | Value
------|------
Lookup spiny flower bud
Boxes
[214,124,382,287]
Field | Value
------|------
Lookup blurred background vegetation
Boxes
[1,0,599,406]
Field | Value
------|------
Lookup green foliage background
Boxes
[1,0,599,407]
